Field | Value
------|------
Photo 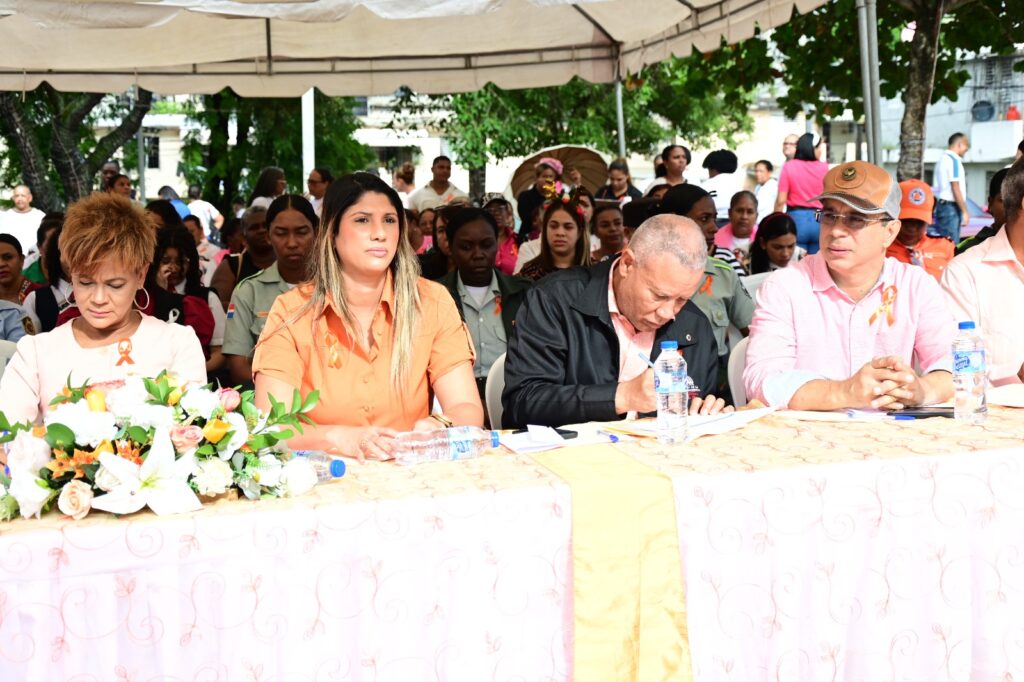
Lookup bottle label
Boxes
[447,426,475,461]
[655,369,686,395]
[953,349,985,373]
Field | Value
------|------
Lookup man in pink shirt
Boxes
[744,161,955,410]
[941,157,1024,386]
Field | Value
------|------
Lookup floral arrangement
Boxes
[0,373,322,521]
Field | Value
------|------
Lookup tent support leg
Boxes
[855,0,875,163]
[615,77,626,159]
[302,88,315,182]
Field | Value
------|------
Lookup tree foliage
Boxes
[0,85,152,211]
[181,90,373,213]
[392,37,773,172]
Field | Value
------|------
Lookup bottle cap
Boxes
[329,459,346,478]
[489,431,500,448]
[958,321,975,330]
[660,340,678,351]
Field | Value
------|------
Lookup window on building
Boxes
[351,97,368,116]
[146,135,160,169]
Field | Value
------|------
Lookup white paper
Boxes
[499,425,566,454]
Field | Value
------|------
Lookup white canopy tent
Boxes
[0,1,828,97]
[0,0,886,183]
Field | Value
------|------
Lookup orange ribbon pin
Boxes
[494,295,503,317]
[115,339,134,366]
[869,285,898,326]
[325,332,342,369]
[698,274,713,296]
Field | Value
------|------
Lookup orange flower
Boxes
[115,439,143,466]
[202,418,231,444]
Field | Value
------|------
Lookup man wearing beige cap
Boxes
[885,179,954,280]
[744,161,955,411]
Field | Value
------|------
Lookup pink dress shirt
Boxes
[744,254,955,407]
[941,227,1024,386]
[607,260,655,382]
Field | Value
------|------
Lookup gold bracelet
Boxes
[430,413,454,428]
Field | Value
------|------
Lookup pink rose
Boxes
[169,425,204,453]
[218,388,241,413]
[57,480,94,521]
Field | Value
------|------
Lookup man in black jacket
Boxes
[440,207,532,402]
[503,213,727,429]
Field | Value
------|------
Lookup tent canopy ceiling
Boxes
[0,0,825,96]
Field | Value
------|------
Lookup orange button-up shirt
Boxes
[252,275,475,431]
[886,235,954,280]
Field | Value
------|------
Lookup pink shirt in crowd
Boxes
[0,314,207,424]
[941,227,1024,386]
[744,254,955,407]
[495,227,519,276]
[777,159,829,209]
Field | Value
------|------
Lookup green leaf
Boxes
[126,426,150,444]
[44,423,76,449]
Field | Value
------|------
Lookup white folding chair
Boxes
[484,353,506,429]
[727,337,750,408]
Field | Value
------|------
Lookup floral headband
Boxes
[539,180,586,218]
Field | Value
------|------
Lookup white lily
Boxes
[91,427,202,516]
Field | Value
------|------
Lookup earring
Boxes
[134,287,151,311]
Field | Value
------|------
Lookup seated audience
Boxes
[658,184,753,391]
[515,189,595,272]
[22,222,73,333]
[941,158,1024,386]
[0,192,205,424]
[744,161,955,410]
[885,180,953,280]
[956,168,1008,255]
[0,235,41,305]
[519,194,592,282]
[145,199,185,230]
[595,158,643,202]
[183,214,224,286]
[148,227,223,376]
[439,207,531,403]
[252,173,481,460]
[714,190,759,269]
[747,212,801,275]
[211,206,273,310]
[482,196,519,276]
[223,194,317,387]
[590,203,627,262]
[502,214,728,429]
[21,213,62,283]
[0,300,33,342]
[418,205,458,280]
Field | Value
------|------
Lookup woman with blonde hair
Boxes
[253,173,481,461]
[0,193,206,424]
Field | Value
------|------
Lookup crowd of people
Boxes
[0,134,1021,461]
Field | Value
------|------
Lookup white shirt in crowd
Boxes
[702,173,743,221]
[408,183,469,214]
[933,149,965,203]
[1,207,45,254]
[755,177,779,223]
[173,281,226,347]
[188,199,222,239]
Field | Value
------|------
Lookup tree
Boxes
[0,84,152,211]
[768,0,1022,180]
[391,38,773,196]
[181,90,374,214]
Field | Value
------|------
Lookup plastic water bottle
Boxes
[655,340,688,445]
[393,426,500,466]
[952,321,987,424]
[294,450,347,481]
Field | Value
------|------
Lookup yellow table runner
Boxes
[531,444,692,682]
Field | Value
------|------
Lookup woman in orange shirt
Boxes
[253,173,482,461]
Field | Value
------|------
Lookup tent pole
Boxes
[302,88,315,183]
[135,86,146,201]
[855,0,875,163]
[615,77,626,159]
[865,0,883,165]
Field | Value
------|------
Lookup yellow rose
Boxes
[202,418,230,444]
[85,389,106,413]
[167,387,183,406]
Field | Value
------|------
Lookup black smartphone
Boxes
[889,406,954,419]
[512,428,578,439]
